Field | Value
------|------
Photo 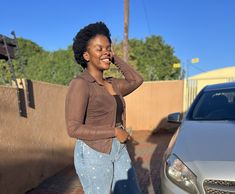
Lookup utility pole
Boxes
[123,0,129,62]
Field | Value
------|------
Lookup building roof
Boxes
[190,66,235,79]
[204,81,235,91]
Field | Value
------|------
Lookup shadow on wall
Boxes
[26,79,35,109]
[19,79,35,117]
[7,79,35,118]
[0,148,73,194]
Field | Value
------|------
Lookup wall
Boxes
[0,81,75,194]
[125,80,184,131]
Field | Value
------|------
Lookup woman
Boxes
[65,22,143,194]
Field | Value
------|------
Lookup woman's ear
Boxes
[83,52,90,62]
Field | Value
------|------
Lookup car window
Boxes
[190,88,235,120]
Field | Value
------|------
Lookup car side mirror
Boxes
[167,112,181,124]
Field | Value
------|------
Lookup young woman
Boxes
[65,22,143,194]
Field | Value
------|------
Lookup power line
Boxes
[141,0,151,35]
[190,64,206,73]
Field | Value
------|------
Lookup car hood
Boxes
[172,120,235,179]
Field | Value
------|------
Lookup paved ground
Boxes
[27,130,174,194]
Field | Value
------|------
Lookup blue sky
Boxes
[1,0,235,76]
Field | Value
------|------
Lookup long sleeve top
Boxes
[65,55,143,153]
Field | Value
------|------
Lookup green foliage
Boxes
[129,36,180,81]
[0,35,181,86]
[0,38,81,85]
[0,60,11,84]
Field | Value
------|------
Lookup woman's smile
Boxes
[101,57,111,64]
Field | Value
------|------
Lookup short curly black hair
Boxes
[72,22,112,68]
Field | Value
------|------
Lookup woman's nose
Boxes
[103,49,111,56]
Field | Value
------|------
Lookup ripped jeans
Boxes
[74,138,141,194]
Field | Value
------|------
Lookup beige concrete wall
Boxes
[0,81,75,194]
[0,79,184,193]
[125,80,184,131]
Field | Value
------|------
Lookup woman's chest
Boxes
[87,82,125,116]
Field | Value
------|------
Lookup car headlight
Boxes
[166,154,199,194]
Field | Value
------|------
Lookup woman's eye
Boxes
[95,47,111,52]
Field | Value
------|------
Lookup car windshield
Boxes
[190,88,235,120]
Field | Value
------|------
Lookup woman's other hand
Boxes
[115,127,130,143]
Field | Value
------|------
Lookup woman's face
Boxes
[83,34,112,71]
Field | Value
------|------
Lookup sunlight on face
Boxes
[86,35,112,71]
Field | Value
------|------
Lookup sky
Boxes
[1,0,235,76]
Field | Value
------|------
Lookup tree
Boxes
[0,36,181,86]
[0,38,82,85]
[25,47,81,85]
[129,36,180,81]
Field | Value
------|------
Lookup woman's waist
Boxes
[85,118,126,128]
[86,110,126,125]
[81,138,113,153]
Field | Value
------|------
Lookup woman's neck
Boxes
[87,67,105,85]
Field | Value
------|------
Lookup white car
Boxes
[160,82,235,194]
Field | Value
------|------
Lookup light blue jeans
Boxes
[74,138,141,194]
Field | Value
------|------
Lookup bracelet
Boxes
[116,123,125,130]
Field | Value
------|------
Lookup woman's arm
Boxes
[112,55,144,96]
[65,78,115,140]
